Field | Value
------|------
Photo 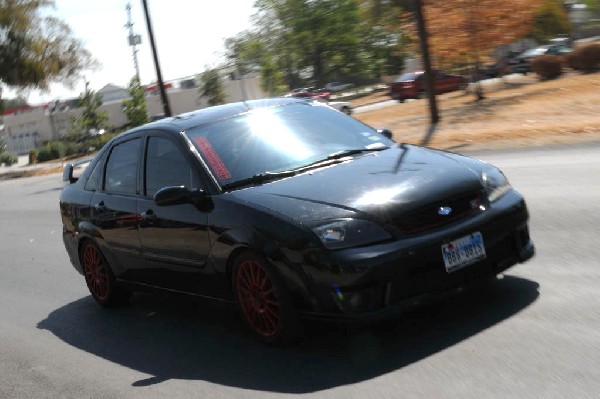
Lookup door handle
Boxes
[141,209,157,221]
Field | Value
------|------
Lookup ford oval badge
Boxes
[438,206,452,216]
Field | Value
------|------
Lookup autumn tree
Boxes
[123,76,148,127]
[198,68,226,106]
[0,0,94,100]
[418,0,542,99]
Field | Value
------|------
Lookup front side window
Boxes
[104,138,141,195]
[145,136,198,197]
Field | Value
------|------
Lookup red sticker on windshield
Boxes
[193,137,231,180]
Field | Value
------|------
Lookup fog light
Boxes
[332,286,379,313]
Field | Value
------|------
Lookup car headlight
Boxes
[311,219,392,250]
[482,167,510,202]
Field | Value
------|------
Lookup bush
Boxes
[567,44,600,72]
[37,141,66,162]
[28,149,38,164]
[0,151,18,166]
[531,55,563,80]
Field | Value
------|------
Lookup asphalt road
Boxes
[1,143,599,398]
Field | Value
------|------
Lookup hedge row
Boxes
[532,43,600,80]
[566,43,600,72]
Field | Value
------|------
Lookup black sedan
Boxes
[60,98,534,343]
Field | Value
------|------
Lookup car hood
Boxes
[230,145,485,224]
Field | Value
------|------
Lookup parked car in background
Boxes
[287,87,331,101]
[509,44,572,74]
[312,97,353,115]
[324,82,354,92]
[388,71,468,103]
[60,97,534,344]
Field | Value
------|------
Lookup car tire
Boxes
[80,240,131,307]
[232,251,302,344]
[341,106,352,115]
[397,98,405,103]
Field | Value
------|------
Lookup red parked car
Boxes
[389,71,467,103]
[287,87,331,101]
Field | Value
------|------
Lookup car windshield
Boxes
[185,103,393,188]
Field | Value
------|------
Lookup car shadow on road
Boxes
[37,275,539,393]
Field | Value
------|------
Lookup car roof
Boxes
[121,97,307,138]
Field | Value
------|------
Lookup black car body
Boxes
[60,98,534,343]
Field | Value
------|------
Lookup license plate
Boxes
[441,232,486,273]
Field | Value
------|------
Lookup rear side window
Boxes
[104,138,141,195]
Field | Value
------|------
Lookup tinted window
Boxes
[104,138,141,195]
[145,136,198,197]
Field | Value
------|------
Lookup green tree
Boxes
[198,68,226,106]
[123,76,148,127]
[0,95,29,113]
[358,0,408,76]
[67,82,109,142]
[530,0,571,43]
[225,33,288,95]
[253,0,364,86]
[0,0,94,100]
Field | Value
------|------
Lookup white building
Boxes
[0,76,266,154]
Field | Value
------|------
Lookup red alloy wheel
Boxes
[236,259,282,338]
[82,243,110,301]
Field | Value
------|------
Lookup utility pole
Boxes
[125,2,141,80]
[141,0,172,117]
[414,0,439,124]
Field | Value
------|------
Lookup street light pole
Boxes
[141,0,172,117]
[125,2,141,80]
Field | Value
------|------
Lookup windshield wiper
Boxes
[221,170,297,190]
[326,145,389,160]
[221,146,390,191]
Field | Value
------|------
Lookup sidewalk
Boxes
[0,155,65,180]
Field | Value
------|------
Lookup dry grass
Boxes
[354,71,600,151]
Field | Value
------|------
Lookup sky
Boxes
[9,0,257,104]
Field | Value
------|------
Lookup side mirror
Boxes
[154,186,206,206]
[377,128,394,140]
[62,158,92,184]
[63,164,76,183]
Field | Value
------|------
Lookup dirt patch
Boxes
[354,71,600,151]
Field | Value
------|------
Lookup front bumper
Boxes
[299,189,534,321]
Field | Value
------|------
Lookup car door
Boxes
[90,136,144,280]
[135,132,211,294]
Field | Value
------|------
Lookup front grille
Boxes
[393,191,483,235]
